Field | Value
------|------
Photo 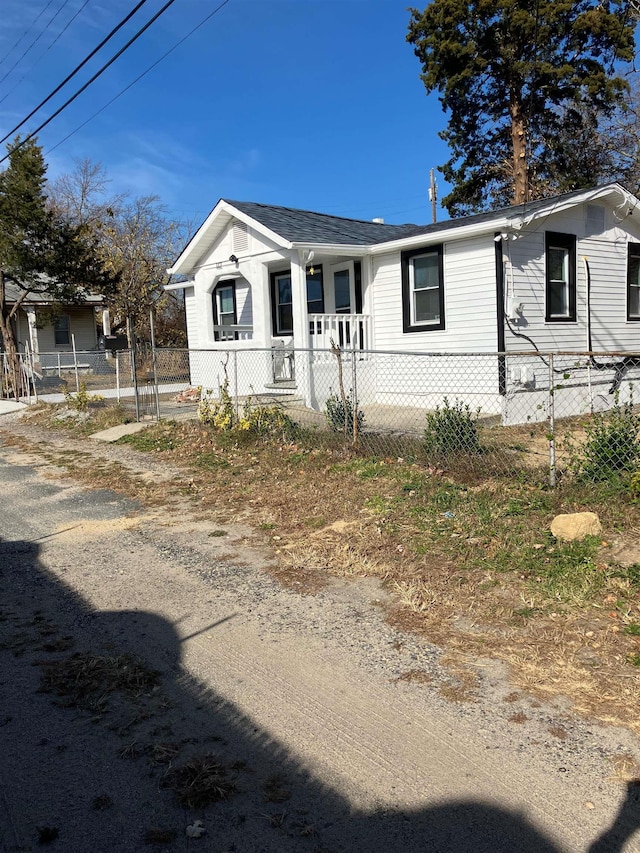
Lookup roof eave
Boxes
[369,217,514,254]
[290,241,372,255]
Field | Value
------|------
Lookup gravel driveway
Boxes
[1,414,639,852]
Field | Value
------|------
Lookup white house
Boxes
[167,184,640,422]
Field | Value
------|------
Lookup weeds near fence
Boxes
[423,397,483,457]
[198,377,297,442]
[325,390,365,436]
[64,381,104,412]
[571,395,640,481]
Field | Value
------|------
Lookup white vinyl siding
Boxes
[372,238,498,353]
[184,287,199,348]
[505,202,640,352]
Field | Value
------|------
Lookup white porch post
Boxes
[363,254,374,349]
[198,271,217,345]
[291,251,311,406]
[25,307,39,359]
[246,260,271,347]
[102,308,112,336]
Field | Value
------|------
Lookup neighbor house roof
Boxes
[168,183,638,276]
[4,280,104,306]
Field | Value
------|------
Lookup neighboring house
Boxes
[5,281,105,368]
[166,184,640,420]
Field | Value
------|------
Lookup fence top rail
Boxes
[159,347,640,358]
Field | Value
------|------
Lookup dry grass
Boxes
[393,669,432,685]
[160,754,237,808]
[7,413,640,736]
[38,652,160,711]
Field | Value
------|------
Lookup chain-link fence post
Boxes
[548,353,556,488]
[351,347,359,445]
[149,310,161,421]
[233,350,239,419]
[127,317,140,423]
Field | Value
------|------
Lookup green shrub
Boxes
[325,390,365,434]
[574,396,640,481]
[423,397,482,455]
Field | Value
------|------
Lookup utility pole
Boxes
[429,169,437,224]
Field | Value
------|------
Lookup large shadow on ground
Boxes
[1,538,638,853]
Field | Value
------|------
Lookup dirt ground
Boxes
[1,412,640,852]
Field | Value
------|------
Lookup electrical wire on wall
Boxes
[501,238,640,393]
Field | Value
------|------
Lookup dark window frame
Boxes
[627,242,640,321]
[545,232,576,323]
[270,265,324,336]
[212,280,238,341]
[401,245,445,333]
[54,314,70,346]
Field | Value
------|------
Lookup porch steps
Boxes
[263,381,297,391]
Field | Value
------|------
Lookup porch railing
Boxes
[212,324,253,342]
[308,313,370,356]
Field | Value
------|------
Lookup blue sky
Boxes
[0,0,451,227]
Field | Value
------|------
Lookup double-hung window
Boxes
[272,272,293,335]
[627,243,640,320]
[401,246,444,332]
[213,281,237,341]
[271,265,325,336]
[545,232,576,322]
[54,314,70,346]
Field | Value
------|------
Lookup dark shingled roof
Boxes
[225,187,606,246]
[225,200,425,245]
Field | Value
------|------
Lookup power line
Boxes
[46,0,233,155]
[0,0,75,89]
[0,0,56,73]
[0,0,183,164]
[0,0,151,146]
[0,0,92,109]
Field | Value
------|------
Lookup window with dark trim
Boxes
[627,243,640,320]
[270,265,324,335]
[54,314,70,346]
[306,265,324,315]
[401,246,444,332]
[212,280,237,341]
[545,232,576,322]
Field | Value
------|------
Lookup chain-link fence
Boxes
[8,345,640,485]
[151,347,640,484]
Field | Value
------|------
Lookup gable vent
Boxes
[586,204,605,235]
[232,221,249,253]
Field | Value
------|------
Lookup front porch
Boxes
[212,312,372,355]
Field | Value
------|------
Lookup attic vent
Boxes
[586,204,605,235]
[232,221,249,253]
